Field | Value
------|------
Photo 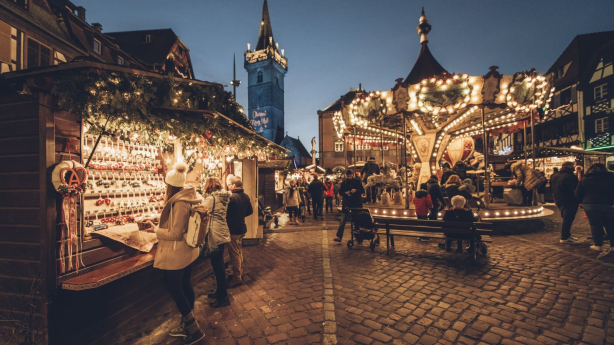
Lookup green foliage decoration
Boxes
[52,72,285,160]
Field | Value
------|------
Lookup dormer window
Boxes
[117,56,124,65]
[257,70,263,83]
[92,38,101,54]
[145,35,151,43]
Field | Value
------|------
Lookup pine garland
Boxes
[51,72,285,160]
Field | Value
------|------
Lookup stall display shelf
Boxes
[82,135,164,233]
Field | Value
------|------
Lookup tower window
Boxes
[145,35,151,43]
[275,77,279,85]
[257,70,263,83]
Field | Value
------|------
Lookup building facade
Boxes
[244,0,287,144]
[279,134,311,168]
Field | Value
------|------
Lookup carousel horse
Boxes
[365,174,402,189]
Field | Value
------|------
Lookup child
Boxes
[413,186,433,242]
[413,188,433,220]
[442,195,476,253]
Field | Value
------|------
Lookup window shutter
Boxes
[27,40,39,68]
[40,45,50,67]
[571,86,577,103]
[0,21,10,64]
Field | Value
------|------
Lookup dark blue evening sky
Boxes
[78,0,614,151]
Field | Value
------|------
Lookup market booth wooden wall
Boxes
[0,62,286,345]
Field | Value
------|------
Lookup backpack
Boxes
[185,204,210,248]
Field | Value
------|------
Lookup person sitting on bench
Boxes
[442,195,476,253]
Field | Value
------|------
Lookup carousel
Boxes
[333,9,555,222]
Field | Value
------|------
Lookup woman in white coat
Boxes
[152,162,205,344]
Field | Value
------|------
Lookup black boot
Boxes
[181,311,205,345]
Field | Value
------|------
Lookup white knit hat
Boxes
[165,162,188,187]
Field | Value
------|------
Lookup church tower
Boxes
[245,0,288,144]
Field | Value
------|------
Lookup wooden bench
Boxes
[372,216,493,261]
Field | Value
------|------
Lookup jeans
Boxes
[521,186,533,206]
[210,243,227,299]
[558,203,579,240]
[583,204,614,247]
[228,234,244,281]
[367,186,377,203]
[336,211,349,239]
[163,262,195,316]
[325,197,334,213]
[428,206,439,220]
[312,198,323,219]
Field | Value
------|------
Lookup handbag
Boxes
[200,194,220,258]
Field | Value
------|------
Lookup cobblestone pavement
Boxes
[123,206,614,344]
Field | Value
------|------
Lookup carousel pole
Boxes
[380,120,385,165]
[353,126,357,176]
[482,107,490,209]
[523,121,528,165]
[402,112,409,209]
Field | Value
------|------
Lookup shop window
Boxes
[596,117,609,134]
[27,39,50,68]
[594,84,608,100]
[334,141,343,152]
[92,38,101,54]
[117,56,124,65]
[257,70,263,83]
[54,51,66,65]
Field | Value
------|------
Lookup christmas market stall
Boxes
[0,61,285,345]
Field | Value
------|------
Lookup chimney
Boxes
[92,23,102,32]
[76,6,86,21]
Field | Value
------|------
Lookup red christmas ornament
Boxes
[203,131,212,140]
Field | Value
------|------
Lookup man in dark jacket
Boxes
[334,169,365,242]
[308,174,325,220]
[226,176,253,287]
[550,161,581,244]
[361,157,380,203]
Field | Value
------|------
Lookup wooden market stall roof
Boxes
[0,60,288,153]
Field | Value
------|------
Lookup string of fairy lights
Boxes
[330,70,552,171]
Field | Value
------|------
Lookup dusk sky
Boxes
[78,0,614,152]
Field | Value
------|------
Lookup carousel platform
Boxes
[360,197,552,235]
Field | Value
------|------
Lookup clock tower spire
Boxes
[244,0,288,144]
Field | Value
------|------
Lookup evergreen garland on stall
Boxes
[51,72,285,162]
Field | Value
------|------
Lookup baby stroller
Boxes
[347,208,380,252]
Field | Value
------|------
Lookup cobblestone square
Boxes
[116,206,614,344]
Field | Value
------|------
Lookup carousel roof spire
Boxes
[403,8,447,84]
[417,7,431,44]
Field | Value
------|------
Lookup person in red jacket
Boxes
[413,188,433,220]
[324,178,335,213]
[413,186,433,242]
